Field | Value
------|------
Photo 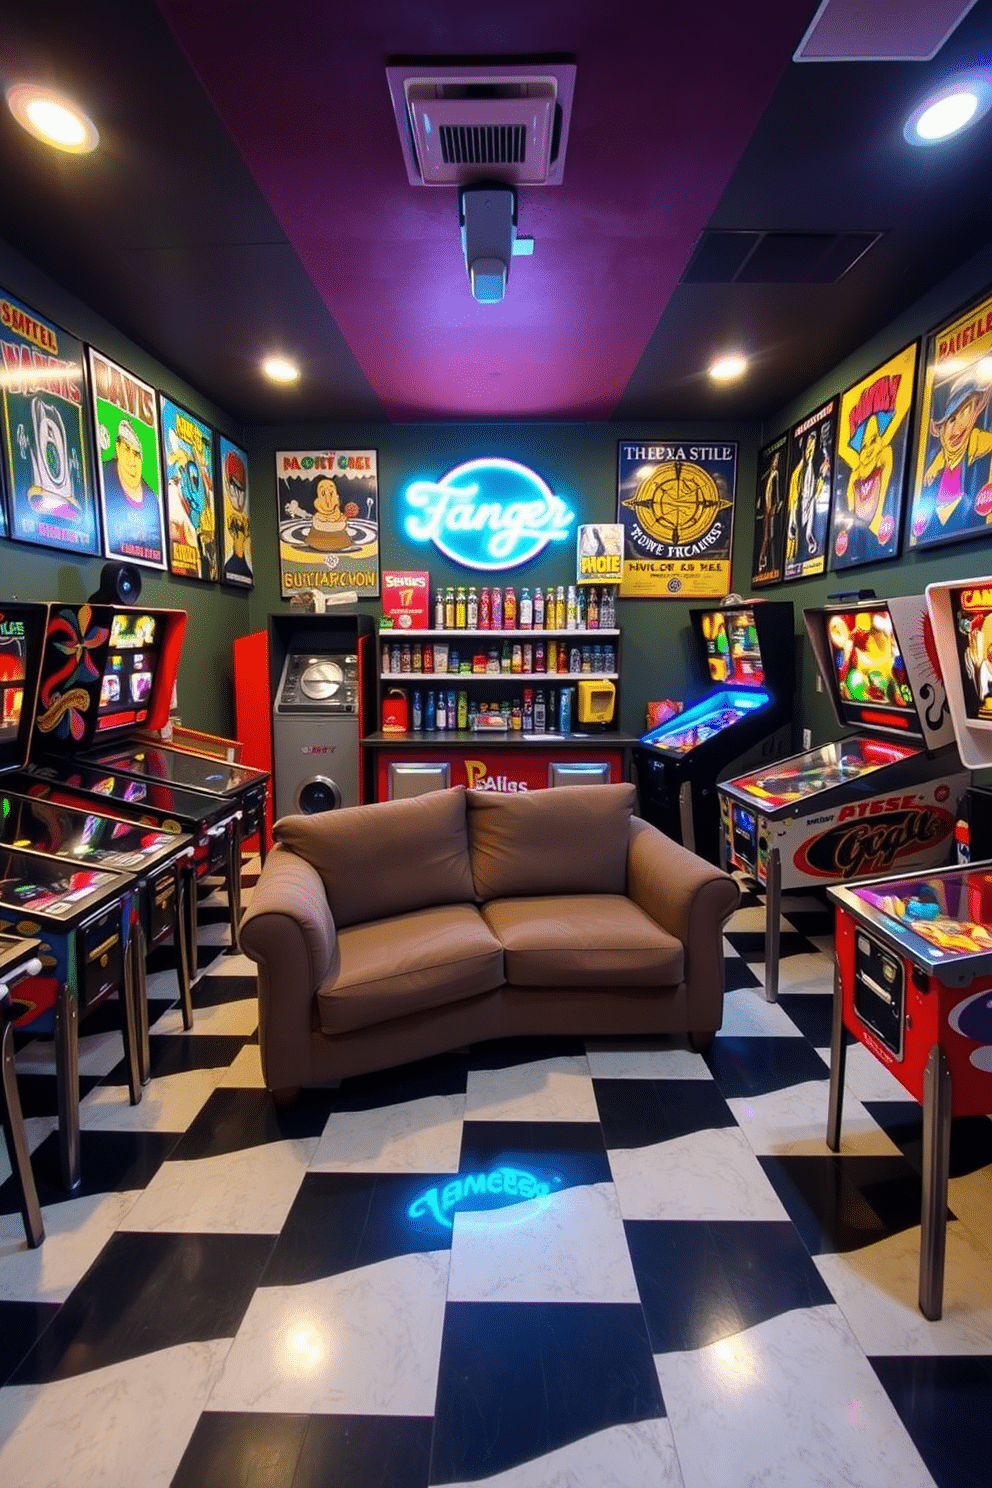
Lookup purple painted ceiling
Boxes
[157,3,811,422]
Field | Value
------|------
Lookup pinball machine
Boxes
[719,593,968,1000]
[633,599,795,863]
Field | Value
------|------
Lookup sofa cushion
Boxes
[316,903,505,1034]
[467,782,635,901]
[481,895,684,988]
[273,786,475,929]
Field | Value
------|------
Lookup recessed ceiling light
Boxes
[262,356,300,383]
[6,83,99,154]
[904,72,992,144]
[709,353,747,382]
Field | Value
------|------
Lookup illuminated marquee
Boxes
[407,1166,551,1227]
[403,457,574,570]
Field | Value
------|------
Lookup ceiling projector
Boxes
[459,182,533,303]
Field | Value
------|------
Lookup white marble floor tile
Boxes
[442,1417,684,1488]
[447,1181,639,1304]
[0,1190,141,1303]
[465,1054,598,1122]
[311,1091,465,1172]
[152,997,257,1038]
[0,1116,56,1188]
[822,1041,914,1104]
[215,1043,266,1088]
[119,1137,317,1235]
[15,1028,127,1081]
[196,919,235,949]
[0,1339,230,1488]
[728,1081,902,1158]
[723,904,770,934]
[772,952,835,997]
[948,1165,992,1259]
[200,949,257,977]
[718,987,803,1038]
[79,1067,219,1134]
[814,1221,992,1355]
[208,1250,449,1416]
[655,1304,937,1488]
[609,1127,789,1222]
[584,1041,713,1080]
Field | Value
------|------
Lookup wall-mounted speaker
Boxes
[88,561,143,606]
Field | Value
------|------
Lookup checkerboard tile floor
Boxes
[1,868,990,1487]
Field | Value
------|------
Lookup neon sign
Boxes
[407,1166,552,1228]
[403,457,574,570]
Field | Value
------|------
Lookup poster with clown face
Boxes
[829,341,917,572]
[159,396,217,582]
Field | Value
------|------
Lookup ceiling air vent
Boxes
[386,63,576,187]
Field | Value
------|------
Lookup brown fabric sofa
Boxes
[239,782,740,1097]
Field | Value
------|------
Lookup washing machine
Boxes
[272,648,362,816]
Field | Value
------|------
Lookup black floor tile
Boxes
[724,930,817,962]
[171,1086,331,1160]
[11,1069,103,1118]
[777,993,854,1049]
[263,1171,455,1285]
[0,1129,179,1213]
[10,1231,275,1383]
[467,1035,588,1069]
[782,907,835,938]
[625,1220,834,1352]
[431,1301,663,1483]
[871,1354,992,1488]
[191,974,257,1007]
[334,1051,468,1109]
[724,956,763,991]
[865,1104,992,1181]
[594,1077,734,1149]
[104,1031,249,1085]
[757,1153,933,1255]
[170,1411,310,1488]
[0,1298,60,1387]
[459,1119,612,1198]
[706,1035,830,1098]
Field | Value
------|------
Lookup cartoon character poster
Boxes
[159,397,217,581]
[88,349,166,569]
[219,436,252,588]
[829,342,917,572]
[783,399,836,580]
[951,585,992,722]
[909,289,992,550]
[750,433,787,587]
[275,449,379,598]
[616,440,737,599]
[0,289,100,555]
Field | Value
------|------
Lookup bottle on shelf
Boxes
[547,638,558,671]
[522,642,533,673]
[576,588,586,628]
[534,688,547,732]
[522,688,534,732]
[426,690,436,730]
[444,586,456,629]
[434,587,445,629]
[566,585,577,630]
[412,690,423,730]
[504,585,517,628]
[519,587,532,629]
[412,644,423,672]
[559,685,573,733]
[457,690,469,731]
[557,645,567,673]
[491,585,504,630]
[535,640,545,672]
[423,641,434,673]
[555,585,566,629]
[501,641,512,673]
[467,586,479,628]
[533,585,545,629]
[511,643,523,674]
[511,698,522,731]
[479,586,491,629]
[587,586,599,629]
[401,643,412,672]
[436,692,447,730]
[447,690,457,729]
[455,586,467,629]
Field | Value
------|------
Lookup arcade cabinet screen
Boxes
[0,619,27,760]
[96,614,159,730]
[826,607,915,724]
[701,609,765,686]
[950,585,992,723]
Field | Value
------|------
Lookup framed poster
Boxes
[783,398,836,580]
[0,289,100,555]
[160,396,217,581]
[750,433,788,587]
[219,436,253,587]
[616,439,737,599]
[275,449,379,599]
[88,348,166,569]
[908,289,992,550]
[829,341,917,571]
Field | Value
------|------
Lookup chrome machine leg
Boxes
[826,961,847,1152]
[919,1045,953,1321]
[763,846,781,1003]
[1,995,44,1247]
[54,972,81,1193]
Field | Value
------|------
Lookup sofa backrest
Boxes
[467,782,635,901]
[272,786,475,928]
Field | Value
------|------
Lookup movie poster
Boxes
[219,436,253,588]
[909,289,992,550]
[0,289,100,555]
[951,584,992,722]
[159,397,217,581]
[275,449,379,598]
[88,349,166,569]
[829,341,917,571]
[783,398,836,580]
[750,433,788,587]
[616,440,737,599]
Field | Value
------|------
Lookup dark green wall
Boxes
[0,238,251,738]
[245,420,760,736]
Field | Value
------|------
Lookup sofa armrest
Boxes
[239,845,338,1091]
[627,818,740,1032]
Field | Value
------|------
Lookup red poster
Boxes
[382,571,430,629]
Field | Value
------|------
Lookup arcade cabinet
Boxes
[633,599,794,863]
[719,593,968,1000]
[926,576,992,862]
